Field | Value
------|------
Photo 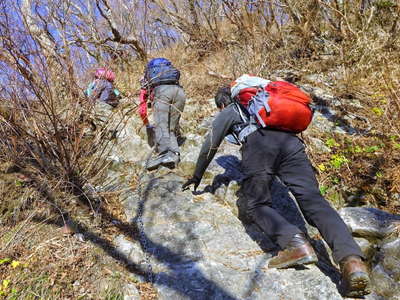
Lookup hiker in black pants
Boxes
[182,85,370,298]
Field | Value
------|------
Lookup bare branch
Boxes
[96,0,146,60]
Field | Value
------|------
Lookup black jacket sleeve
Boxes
[193,104,243,181]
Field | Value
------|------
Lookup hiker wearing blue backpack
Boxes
[182,75,370,298]
[85,67,120,108]
[138,58,186,171]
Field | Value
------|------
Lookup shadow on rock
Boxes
[30,173,238,300]
[194,155,245,195]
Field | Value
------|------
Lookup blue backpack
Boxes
[144,58,180,88]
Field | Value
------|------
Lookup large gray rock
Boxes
[370,238,400,300]
[371,238,400,300]
[100,92,398,300]
[117,173,349,300]
[338,207,400,240]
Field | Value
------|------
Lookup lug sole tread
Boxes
[345,272,371,297]
[269,254,318,269]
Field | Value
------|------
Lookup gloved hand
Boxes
[182,177,200,192]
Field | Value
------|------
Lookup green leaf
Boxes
[0,258,11,265]
[371,107,383,116]
[3,279,10,289]
[11,260,20,268]
[330,154,349,168]
[364,145,379,153]
[354,145,363,153]
[320,186,328,195]
[325,138,339,148]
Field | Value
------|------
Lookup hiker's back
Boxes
[141,58,186,171]
[144,58,180,88]
[231,75,313,134]
[85,65,121,109]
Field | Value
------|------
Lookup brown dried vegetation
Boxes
[0,0,399,298]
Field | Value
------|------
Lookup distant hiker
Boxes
[85,68,121,137]
[138,58,186,171]
[85,67,120,108]
[182,75,370,298]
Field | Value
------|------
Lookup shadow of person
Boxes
[194,155,245,195]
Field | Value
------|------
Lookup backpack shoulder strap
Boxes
[233,102,250,123]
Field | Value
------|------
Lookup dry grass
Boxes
[0,163,153,299]
[0,1,399,299]
[0,219,126,299]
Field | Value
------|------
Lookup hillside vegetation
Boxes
[0,0,399,299]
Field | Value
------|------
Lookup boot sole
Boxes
[269,254,318,269]
[345,272,371,297]
[146,162,162,171]
[161,161,177,169]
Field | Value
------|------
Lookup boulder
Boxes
[338,207,400,240]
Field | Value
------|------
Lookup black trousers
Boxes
[239,129,363,263]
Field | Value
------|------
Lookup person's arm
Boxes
[183,105,240,191]
[138,88,149,125]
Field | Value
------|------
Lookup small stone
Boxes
[124,283,140,300]
[73,280,80,287]
[309,137,331,153]
[75,233,85,242]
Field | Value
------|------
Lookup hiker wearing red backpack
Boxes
[182,75,370,297]
[138,58,186,171]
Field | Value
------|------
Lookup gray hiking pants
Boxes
[152,84,186,154]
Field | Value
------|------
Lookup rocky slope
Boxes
[96,89,400,299]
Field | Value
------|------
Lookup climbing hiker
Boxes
[85,67,120,108]
[182,75,370,298]
[138,57,186,171]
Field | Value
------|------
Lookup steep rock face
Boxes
[99,96,398,299]
[117,172,344,300]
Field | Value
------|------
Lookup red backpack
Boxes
[237,81,313,133]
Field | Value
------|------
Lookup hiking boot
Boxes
[146,152,168,171]
[161,151,180,169]
[146,151,180,171]
[340,255,371,298]
[268,233,318,269]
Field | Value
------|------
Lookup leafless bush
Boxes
[0,1,130,196]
